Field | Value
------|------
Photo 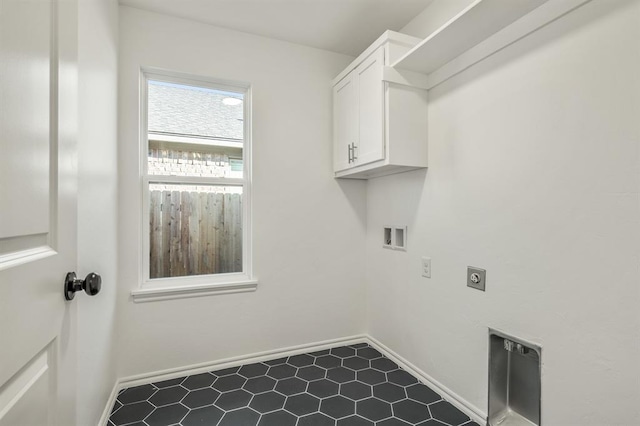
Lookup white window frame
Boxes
[133,68,256,302]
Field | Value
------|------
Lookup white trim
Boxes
[367,336,487,425]
[138,69,254,291]
[131,279,258,302]
[332,30,422,86]
[0,348,49,420]
[0,246,56,272]
[98,334,368,425]
[148,132,243,149]
[140,270,252,290]
[48,0,59,257]
[144,175,244,187]
[97,378,121,426]
[119,335,366,388]
[142,67,250,94]
[138,70,148,289]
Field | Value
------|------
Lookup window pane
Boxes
[149,183,243,279]
[148,140,243,178]
[147,80,244,141]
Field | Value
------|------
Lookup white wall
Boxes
[117,7,366,378]
[77,0,119,424]
[367,0,640,424]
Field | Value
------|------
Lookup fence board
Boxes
[199,191,209,274]
[213,193,223,272]
[150,191,162,278]
[149,189,242,279]
[161,192,172,278]
[169,191,181,277]
[180,192,190,275]
[232,194,242,271]
[187,193,198,274]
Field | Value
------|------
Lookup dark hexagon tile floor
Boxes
[108,343,481,426]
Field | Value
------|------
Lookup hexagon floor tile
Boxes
[108,343,480,426]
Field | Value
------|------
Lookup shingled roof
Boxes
[148,80,244,141]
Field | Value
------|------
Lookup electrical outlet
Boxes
[421,257,431,278]
[467,266,486,291]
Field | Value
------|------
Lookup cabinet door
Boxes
[355,47,385,166]
[333,73,357,172]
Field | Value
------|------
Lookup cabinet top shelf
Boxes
[392,0,548,74]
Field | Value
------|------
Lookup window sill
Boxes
[131,280,258,303]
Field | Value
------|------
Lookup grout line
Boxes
[99,335,367,426]
[365,335,486,425]
[103,334,486,426]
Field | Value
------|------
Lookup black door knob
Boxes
[64,272,102,301]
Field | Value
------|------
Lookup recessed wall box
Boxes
[383,227,393,249]
[383,226,407,250]
[489,329,542,426]
[393,226,406,251]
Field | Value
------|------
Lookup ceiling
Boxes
[118,0,433,56]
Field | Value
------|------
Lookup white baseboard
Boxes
[98,334,367,425]
[99,334,486,426]
[98,381,121,426]
[367,335,487,425]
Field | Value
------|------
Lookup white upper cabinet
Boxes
[332,31,429,179]
[354,47,385,167]
[332,1,560,179]
[333,73,357,172]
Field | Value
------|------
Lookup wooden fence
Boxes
[150,190,242,279]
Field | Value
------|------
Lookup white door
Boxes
[333,73,357,172]
[0,0,79,425]
[355,47,385,166]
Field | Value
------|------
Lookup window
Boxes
[140,70,253,293]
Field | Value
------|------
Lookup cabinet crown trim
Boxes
[331,30,422,87]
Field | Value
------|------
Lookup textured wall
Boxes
[366,0,640,424]
[117,6,367,378]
